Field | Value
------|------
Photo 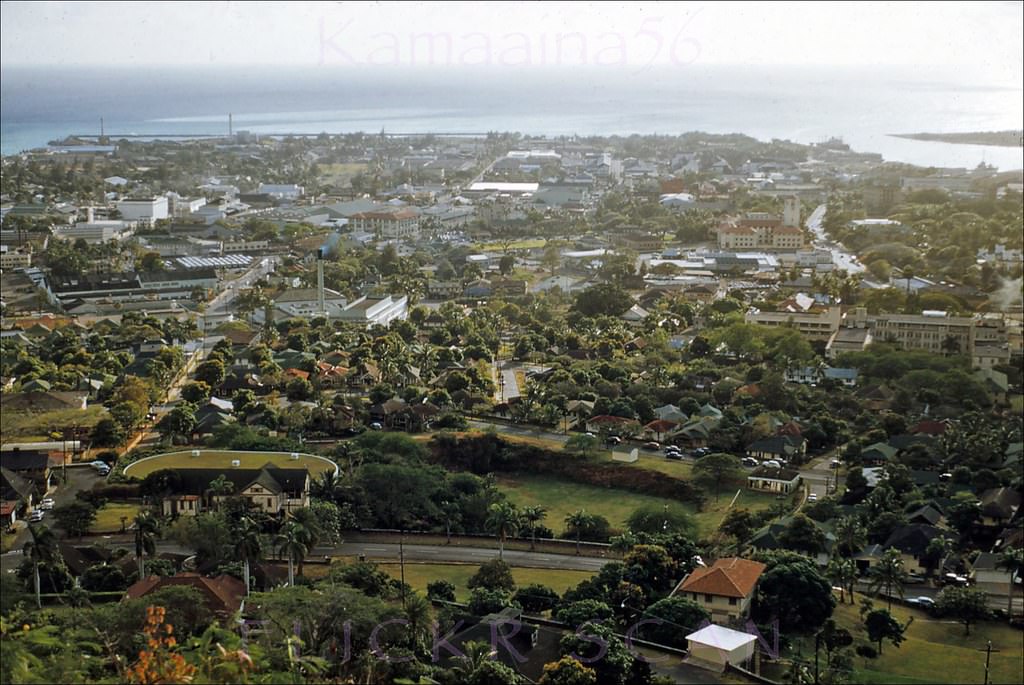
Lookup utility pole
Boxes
[979,640,999,685]
[399,529,407,609]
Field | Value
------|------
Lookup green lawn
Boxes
[496,474,686,535]
[90,503,144,533]
[0,406,107,442]
[473,239,549,251]
[625,453,790,532]
[815,593,1024,684]
[123,450,337,478]
[374,562,594,602]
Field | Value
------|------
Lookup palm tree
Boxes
[451,640,497,681]
[23,524,59,608]
[522,505,547,551]
[834,516,867,557]
[233,517,264,596]
[827,557,858,604]
[440,500,461,545]
[565,510,595,556]
[132,511,160,580]
[275,521,309,587]
[485,502,520,559]
[310,471,340,501]
[869,548,908,609]
[996,547,1023,617]
[286,509,322,576]
[402,592,433,651]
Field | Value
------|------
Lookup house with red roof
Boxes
[124,573,246,616]
[672,557,767,623]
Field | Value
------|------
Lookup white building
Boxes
[338,295,409,328]
[117,197,169,225]
[685,625,758,672]
[258,183,305,200]
[57,220,132,243]
[0,248,32,269]
[273,287,349,320]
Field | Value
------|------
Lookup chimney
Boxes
[86,207,95,223]
[316,248,326,317]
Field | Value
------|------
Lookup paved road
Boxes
[6,467,104,551]
[800,454,843,499]
[2,539,610,574]
[806,202,865,274]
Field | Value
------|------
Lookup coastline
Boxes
[890,131,1023,148]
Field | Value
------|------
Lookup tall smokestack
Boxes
[316,248,326,317]
[100,117,104,137]
[229,113,233,136]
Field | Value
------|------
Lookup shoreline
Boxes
[890,131,1023,148]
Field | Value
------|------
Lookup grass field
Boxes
[122,450,337,478]
[496,474,685,535]
[473,239,549,251]
[374,562,594,602]
[803,592,1024,684]
[0,406,107,442]
[90,503,145,533]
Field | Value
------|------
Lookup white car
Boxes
[39,498,55,510]
[28,510,45,522]
[807,493,819,502]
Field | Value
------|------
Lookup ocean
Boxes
[1,64,1022,170]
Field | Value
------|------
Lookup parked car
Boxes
[943,573,969,587]
[764,459,782,469]
[39,498,55,510]
[807,493,819,502]
[369,422,383,431]
[829,459,842,468]
[905,572,927,584]
[28,510,45,523]
[741,457,759,467]
[665,451,683,460]
[606,436,623,446]
[908,596,935,608]
[642,441,660,451]
[693,447,711,457]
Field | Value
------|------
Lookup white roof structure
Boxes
[468,182,539,193]
[686,624,757,652]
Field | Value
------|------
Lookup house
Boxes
[685,624,758,673]
[124,573,245,616]
[643,419,680,441]
[860,442,899,466]
[978,487,1021,528]
[745,435,806,463]
[672,557,766,623]
[746,516,833,566]
[906,503,946,528]
[969,552,1023,615]
[443,607,563,683]
[747,465,802,494]
[158,465,311,517]
[882,524,945,575]
[584,415,640,435]
[1,466,35,525]
[0,449,53,492]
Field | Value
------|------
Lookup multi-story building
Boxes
[0,248,32,269]
[117,197,169,225]
[745,305,842,341]
[872,311,974,355]
[717,200,805,251]
[56,220,132,243]
[338,295,409,328]
[349,208,420,240]
[672,557,766,623]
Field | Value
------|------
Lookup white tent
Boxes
[685,624,757,671]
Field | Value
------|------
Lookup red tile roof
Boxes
[677,557,766,599]
[124,573,246,614]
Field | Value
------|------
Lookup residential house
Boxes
[1,466,35,525]
[443,607,563,683]
[860,442,899,466]
[747,516,833,566]
[747,465,802,494]
[979,488,1021,528]
[159,465,311,517]
[584,415,641,436]
[970,552,1023,615]
[124,573,245,616]
[882,524,946,575]
[0,448,54,492]
[745,435,806,463]
[672,557,767,623]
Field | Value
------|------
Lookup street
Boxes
[806,202,865,274]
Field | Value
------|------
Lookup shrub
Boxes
[426,580,457,602]
[856,644,878,659]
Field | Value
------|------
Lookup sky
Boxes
[1,1,1022,81]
